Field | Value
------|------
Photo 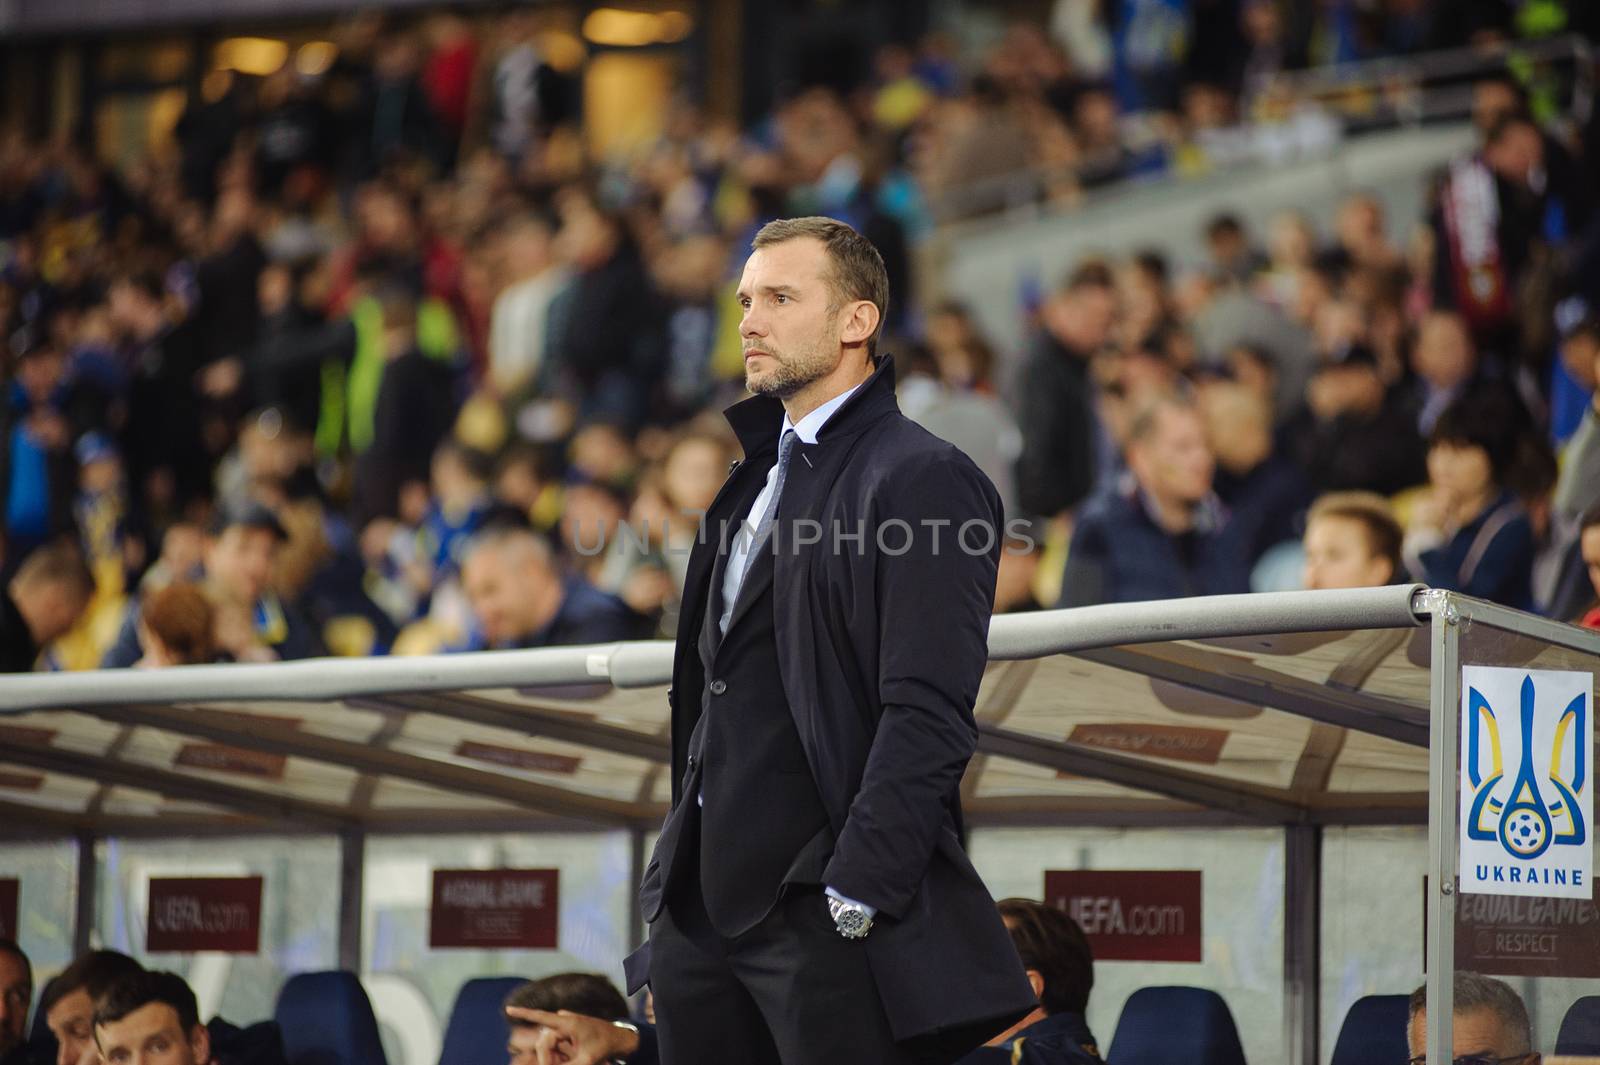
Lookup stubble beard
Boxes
[745,333,835,400]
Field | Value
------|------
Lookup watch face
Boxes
[837,908,871,938]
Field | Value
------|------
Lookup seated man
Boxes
[1061,394,1251,606]
[460,525,646,650]
[961,899,1103,1064]
[1302,492,1402,590]
[1407,972,1538,1065]
[505,972,657,1065]
[103,504,322,666]
[93,971,211,1065]
[41,951,146,1065]
[43,953,282,1065]
[0,941,31,1065]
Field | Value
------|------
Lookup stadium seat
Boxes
[1330,995,1410,1065]
[437,976,525,1065]
[274,971,390,1065]
[1556,996,1600,1056]
[1107,986,1248,1065]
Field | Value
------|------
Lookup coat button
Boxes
[709,679,728,695]
[687,754,697,769]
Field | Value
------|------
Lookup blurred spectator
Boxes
[0,541,93,672]
[1431,114,1555,360]
[459,524,644,650]
[1201,381,1311,563]
[598,430,732,635]
[1185,268,1316,426]
[0,941,29,1065]
[73,431,143,601]
[41,950,146,1065]
[103,503,320,667]
[493,444,554,523]
[995,522,1049,614]
[418,441,494,582]
[253,71,330,201]
[140,523,205,592]
[1331,194,1401,275]
[367,30,445,176]
[1545,316,1600,614]
[421,11,479,168]
[1061,394,1250,605]
[1404,396,1536,608]
[1574,506,1600,629]
[1302,491,1403,590]
[1015,262,1118,521]
[352,281,460,523]
[1555,315,1600,507]
[901,340,1024,516]
[246,262,329,434]
[486,11,563,163]
[1205,214,1268,284]
[1292,347,1427,495]
[134,582,216,667]
[962,898,1101,1064]
[109,269,209,519]
[1257,211,1318,311]
[487,207,570,400]
[1409,311,1487,437]
[540,190,665,429]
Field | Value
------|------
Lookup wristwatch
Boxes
[827,895,874,939]
[609,1020,639,1064]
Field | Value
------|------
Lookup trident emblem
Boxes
[1465,674,1587,861]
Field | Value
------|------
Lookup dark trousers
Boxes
[649,816,917,1065]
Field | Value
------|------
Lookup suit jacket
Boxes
[626,354,1035,1058]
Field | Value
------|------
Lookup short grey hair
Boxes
[463,524,554,569]
[1408,973,1533,1054]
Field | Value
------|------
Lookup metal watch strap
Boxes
[609,1020,639,1064]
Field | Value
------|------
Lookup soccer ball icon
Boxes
[1501,809,1549,858]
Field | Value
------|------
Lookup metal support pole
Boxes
[73,831,97,956]
[337,829,365,973]
[1284,825,1322,1065]
[627,828,645,952]
[1425,600,1462,1065]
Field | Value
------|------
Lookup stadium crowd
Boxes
[0,3,1598,674]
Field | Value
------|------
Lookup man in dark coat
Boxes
[624,217,1034,1064]
[459,524,646,649]
[1061,395,1252,606]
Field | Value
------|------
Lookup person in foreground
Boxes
[961,900,1104,1065]
[93,971,212,1065]
[622,216,1034,1064]
[504,974,657,1065]
[0,941,33,1065]
[1407,972,1538,1065]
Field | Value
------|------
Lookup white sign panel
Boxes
[1460,667,1592,899]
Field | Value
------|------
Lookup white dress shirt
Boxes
[718,382,861,634]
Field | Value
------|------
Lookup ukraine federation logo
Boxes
[1460,667,1593,899]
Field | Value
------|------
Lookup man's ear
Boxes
[190,1022,211,1065]
[1026,969,1046,1000]
[839,300,881,350]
